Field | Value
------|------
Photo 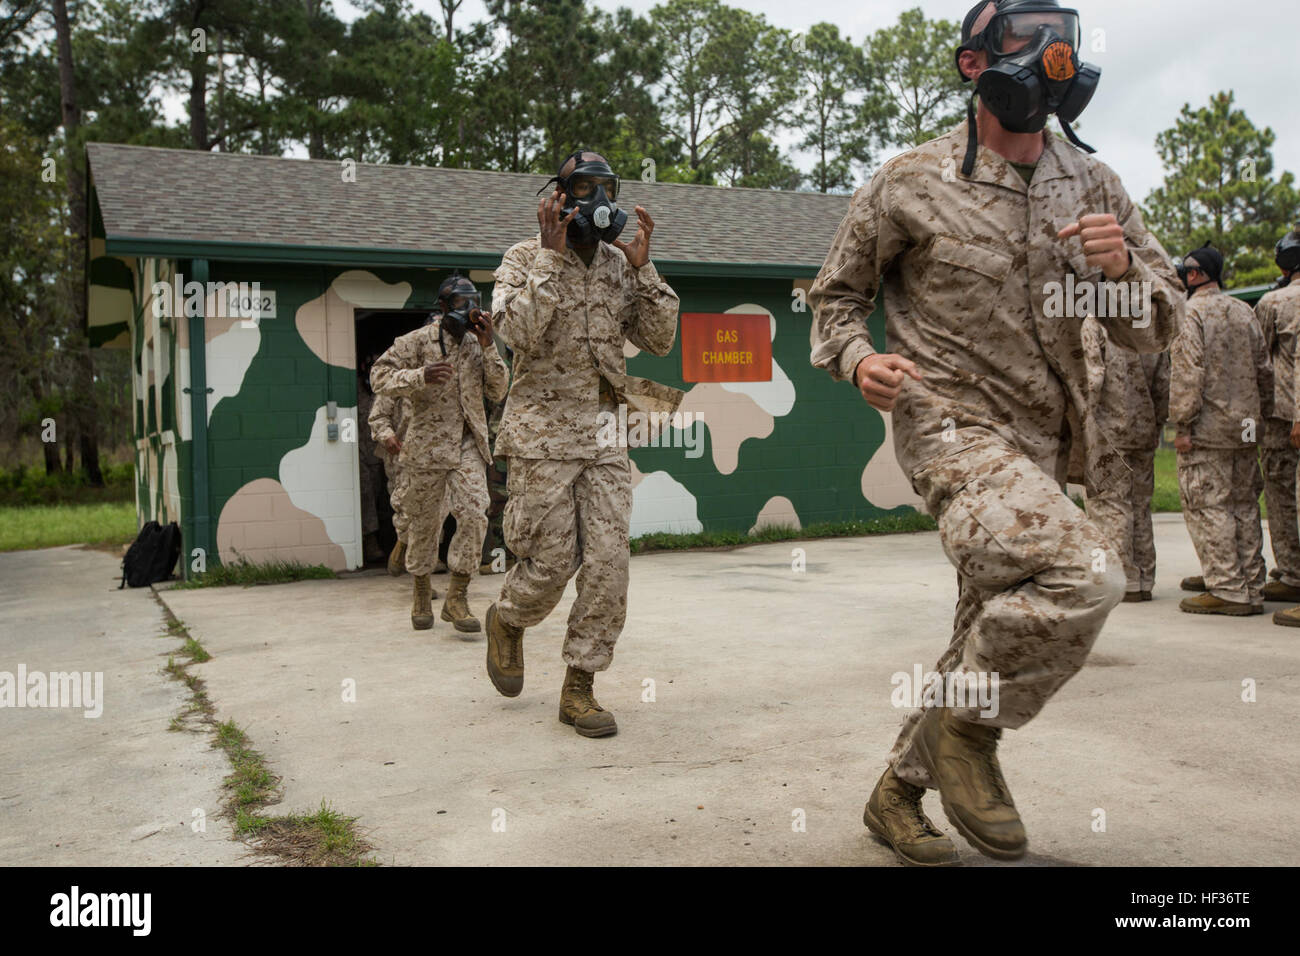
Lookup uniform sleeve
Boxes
[1255,322,1276,421]
[622,260,679,356]
[808,171,911,383]
[492,241,565,356]
[370,335,427,398]
[1098,181,1183,355]
[1168,309,1205,432]
[481,339,510,403]
[1150,351,1171,425]
[368,393,396,445]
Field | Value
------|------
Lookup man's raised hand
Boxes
[538,190,578,253]
[1057,213,1131,281]
[423,362,454,385]
[613,206,654,268]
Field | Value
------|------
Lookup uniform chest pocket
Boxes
[920,235,1014,321]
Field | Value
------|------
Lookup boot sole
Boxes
[912,724,1028,862]
[1180,604,1256,616]
[938,796,1027,861]
[1272,611,1300,627]
[411,618,434,631]
[862,803,959,867]
[559,710,617,737]
[442,609,481,632]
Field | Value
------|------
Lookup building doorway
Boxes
[355,308,430,566]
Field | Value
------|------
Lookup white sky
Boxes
[329,0,1298,203]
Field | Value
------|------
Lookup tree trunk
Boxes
[51,0,103,485]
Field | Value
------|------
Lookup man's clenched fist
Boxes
[853,353,923,413]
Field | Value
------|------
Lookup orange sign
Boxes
[680,313,772,383]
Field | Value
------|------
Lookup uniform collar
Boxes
[954,123,1076,191]
[535,234,618,271]
[1188,283,1221,301]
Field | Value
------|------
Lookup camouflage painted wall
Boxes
[90,255,919,574]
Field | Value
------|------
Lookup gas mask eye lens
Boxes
[569,178,595,199]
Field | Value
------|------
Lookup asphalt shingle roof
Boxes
[87,143,851,270]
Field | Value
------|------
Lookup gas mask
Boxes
[956,1,1101,175]
[1275,233,1300,288]
[432,276,481,353]
[537,153,628,247]
[1176,246,1223,297]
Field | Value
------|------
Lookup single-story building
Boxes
[86,143,912,577]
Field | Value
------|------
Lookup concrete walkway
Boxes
[150,513,1299,867]
[0,546,246,865]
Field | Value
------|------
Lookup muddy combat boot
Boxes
[1180,575,1206,592]
[441,573,481,633]
[863,766,960,867]
[559,665,618,738]
[1262,581,1300,603]
[387,539,407,576]
[411,574,434,630]
[1179,593,1256,616]
[912,708,1027,860]
[1121,591,1143,603]
[484,603,524,697]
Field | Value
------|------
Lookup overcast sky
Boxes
[336,0,1295,203]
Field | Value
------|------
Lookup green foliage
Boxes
[0,500,137,551]
[864,8,967,150]
[0,461,134,506]
[630,512,938,554]
[173,556,337,589]
[1144,91,1300,288]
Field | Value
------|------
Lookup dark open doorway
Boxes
[355,308,430,566]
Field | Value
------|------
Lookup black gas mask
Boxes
[432,276,481,352]
[1275,232,1300,289]
[956,0,1101,175]
[537,151,628,247]
[1176,245,1223,297]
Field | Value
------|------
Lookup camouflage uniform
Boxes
[809,125,1181,790]
[1170,285,1273,605]
[369,392,413,542]
[1082,318,1170,594]
[491,236,681,673]
[482,396,511,567]
[357,383,384,538]
[371,317,510,577]
[1256,282,1300,587]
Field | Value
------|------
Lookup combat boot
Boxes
[441,573,481,633]
[1272,606,1300,627]
[1262,581,1300,602]
[1180,575,1206,592]
[1121,591,1143,603]
[387,539,407,576]
[484,603,524,697]
[411,574,434,630]
[863,765,960,867]
[559,665,618,738]
[1179,593,1255,616]
[912,707,1027,860]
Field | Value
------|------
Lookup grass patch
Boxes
[1152,447,1182,513]
[152,593,375,865]
[0,501,137,552]
[172,557,336,589]
[630,512,937,554]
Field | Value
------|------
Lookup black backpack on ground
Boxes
[120,520,182,588]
